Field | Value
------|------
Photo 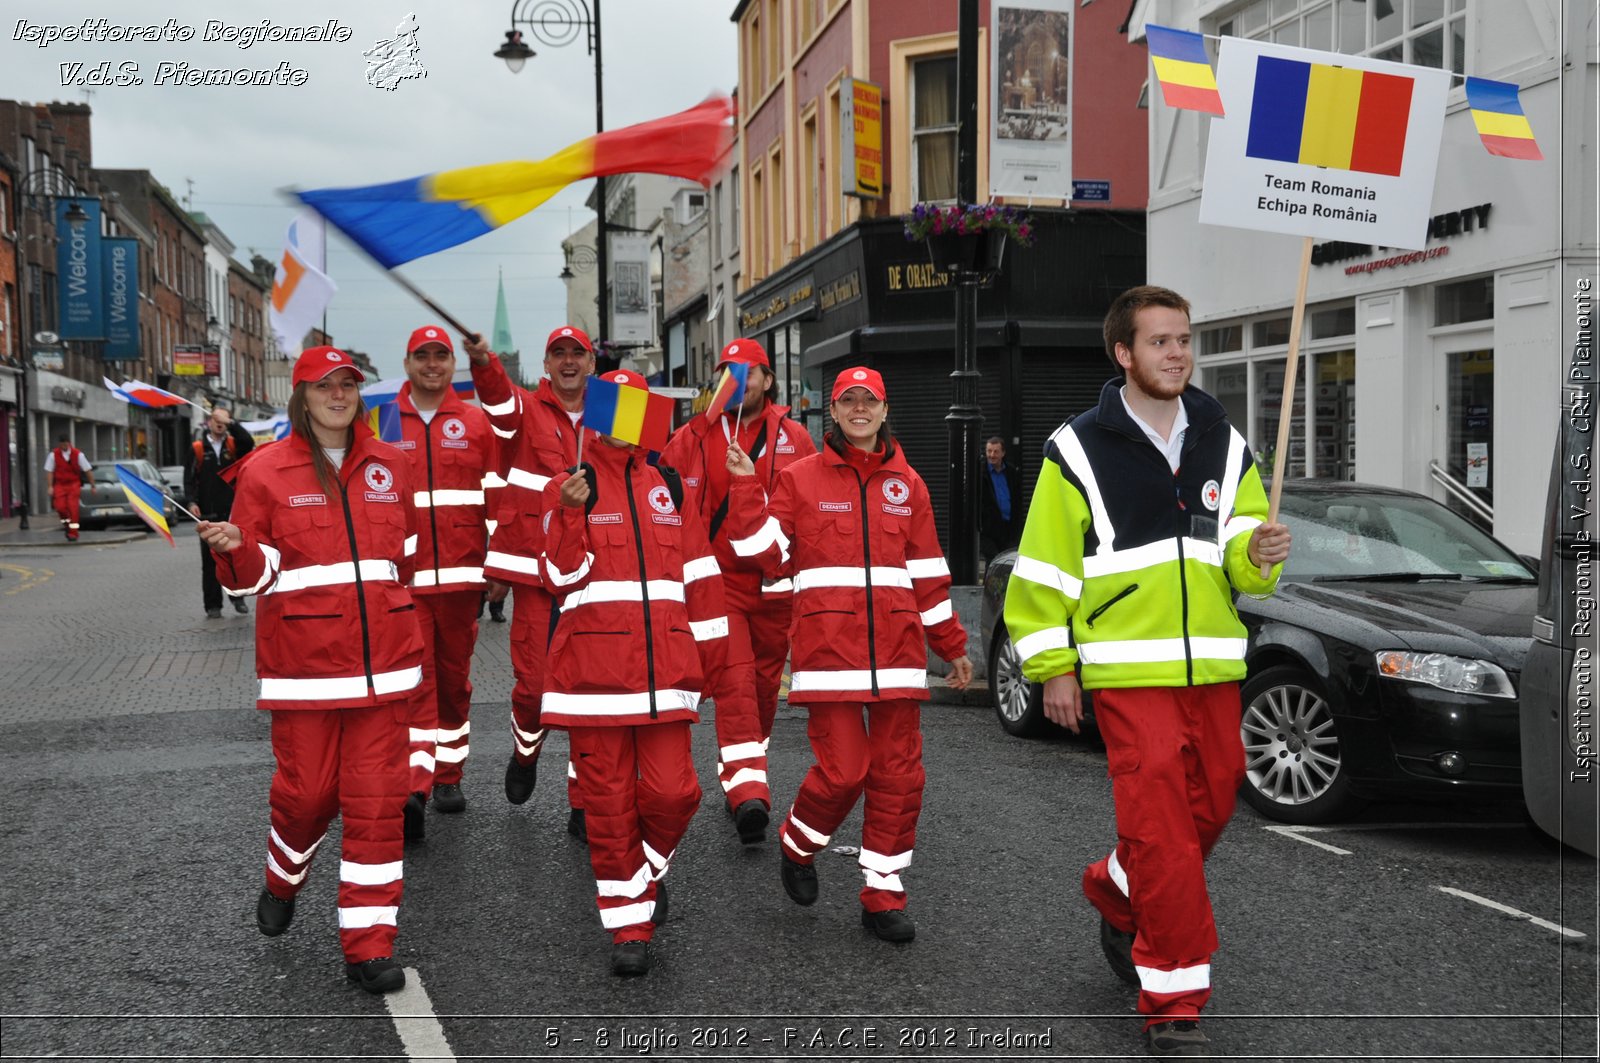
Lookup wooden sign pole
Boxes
[1261,235,1315,578]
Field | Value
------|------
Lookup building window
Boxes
[826,81,843,237]
[729,166,740,259]
[911,54,959,203]
[712,181,723,259]
[1218,0,1466,74]
[802,109,819,250]
[1434,275,1493,326]
[750,163,765,282]
[765,0,781,90]
[1200,324,1243,356]
[768,143,785,272]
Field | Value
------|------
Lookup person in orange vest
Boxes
[44,435,91,541]
[186,406,256,617]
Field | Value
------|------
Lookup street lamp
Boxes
[494,0,607,344]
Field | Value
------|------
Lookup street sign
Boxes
[173,344,206,376]
[34,330,60,346]
[1072,179,1111,201]
[33,349,64,372]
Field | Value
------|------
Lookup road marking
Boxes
[382,967,456,1061]
[1262,825,1353,855]
[1435,886,1587,939]
[1,563,53,596]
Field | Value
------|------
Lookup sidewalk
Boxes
[0,513,150,548]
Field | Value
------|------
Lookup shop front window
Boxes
[1312,349,1356,480]
[912,55,958,203]
[1255,356,1307,478]
[1445,348,1494,520]
[1209,363,1251,437]
[1218,0,1466,72]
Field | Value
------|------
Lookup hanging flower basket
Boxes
[905,202,1034,274]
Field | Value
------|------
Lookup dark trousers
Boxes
[199,534,223,610]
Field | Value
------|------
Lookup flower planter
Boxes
[925,229,1007,274]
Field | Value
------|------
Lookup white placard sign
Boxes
[1200,38,1451,250]
[988,0,1074,200]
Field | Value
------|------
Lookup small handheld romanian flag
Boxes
[1146,25,1225,116]
[584,376,676,452]
[1464,77,1542,160]
[367,401,404,443]
[705,362,748,421]
[114,464,175,547]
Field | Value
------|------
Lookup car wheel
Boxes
[1239,665,1361,824]
[988,624,1049,738]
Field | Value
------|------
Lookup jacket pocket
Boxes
[1085,583,1139,629]
[1105,744,1141,777]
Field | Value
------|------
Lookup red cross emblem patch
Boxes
[1201,479,1221,511]
[648,485,675,514]
[882,478,910,505]
[442,417,466,440]
[365,464,394,492]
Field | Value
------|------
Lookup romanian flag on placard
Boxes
[584,376,676,452]
[299,95,735,268]
[1146,25,1224,115]
[1464,77,1542,160]
[103,377,190,410]
[114,464,175,547]
[1246,55,1414,177]
[705,362,748,421]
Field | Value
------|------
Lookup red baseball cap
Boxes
[292,346,367,388]
[718,338,769,371]
[546,325,594,353]
[601,369,648,391]
[832,366,885,402]
[406,325,454,354]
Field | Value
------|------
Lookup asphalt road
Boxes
[1,527,1595,1061]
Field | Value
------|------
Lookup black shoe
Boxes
[1101,916,1140,986]
[780,854,818,906]
[732,800,769,845]
[567,807,588,843]
[232,597,249,615]
[256,889,295,936]
[346,956,406,994]
[609,940,651,977]
[432,782,466,814]
[861,907,916,943]
[205,607,222,619]
[504,756,538,805]
[403,791,425,842]
[1145,1020,1208,1057]
[488,600,506,622]
[651,881,668,927]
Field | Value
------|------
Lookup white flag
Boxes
[270,211,336,354]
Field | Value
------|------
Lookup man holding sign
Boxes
[1005,286,1290,1057]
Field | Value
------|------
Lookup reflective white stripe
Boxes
[234,543,282,595]
[1107,850,1129,898]
[691,616,729,641]
[1083,538,1223,578]
[269,559,399,594]
[597,864,651,898]
[482,471,508,490]
[435,745,470,764]
[788,667,927,693]
[862,869,904,892]
[338,905,399,929]
[567,760,578,780]
[266,854,309,886]
[485,549,541,576]
[409,727,437,743]
[1015,626,1072,661]
[1137,963,1212,995]
[642,842,671,872]
[1224,515,1262,543]
[270,828,323,865]
[437,722,470,742]
[920,599,953,627]
[788,815,831,847]
[859,847,914,874]
[481,395,517,416]
[722,767,768,789]
[761,578,794,594]
[514,739,539,757]
[507,467,550,492]
[491,424,516,439]
[564,579,685,608]
[486,519,499,536]
[782,831,810,857]
[409,750,436,771]
[1217,428,1247,542]
[1013,553,1083,600]
[793,566,912,592]
[543,553,593,588]
[512,722,545,744]
[1077,637,1247,665]
[258,665,423,702]
[730,515,789,558]
[413,488,486,508]
[1057,423,1117,549]
[905,556,950,579]
[542,689,701,716]
[683,555,721,583]
[600,901,654,929]
[403,535,418,557]
[720,741,767,761]
[340,859,403,886]
[413,566,485,588]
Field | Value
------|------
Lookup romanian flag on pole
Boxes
[368,401,404,443]
[1145,25,1224,115]
[1464,77,1543,160]
[584,376,676,452]
[705,362,748,421]
[299,95,736,269]
[114,464,175,547]
[1245,55,1415,177]
[104,377,191,410]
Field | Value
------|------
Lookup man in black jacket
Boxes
[185,405,256,618]
[979,436,1022,564]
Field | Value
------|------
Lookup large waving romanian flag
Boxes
[299,95,735,268]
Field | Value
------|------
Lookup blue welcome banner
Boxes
[101,237,139,360]
[56,198,104,340]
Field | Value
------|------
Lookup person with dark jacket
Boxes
[186,406,256,617]
[979,436,1022,563]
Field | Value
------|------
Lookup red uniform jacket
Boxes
[48,445,89,492]
[216,429,425,712]
[727,439,967,703]
[471,354,581,586]
[393,383,499,594]
[659,403,815,606]
[538,442,730,729]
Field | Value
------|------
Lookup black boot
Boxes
[431,782,466,814]
[504,755,538,805]
[346,957,406,994]
[1100,916,1139,986]
[651,881,669,927]
[1145,1020,1208,1056]
[567,807,588,842]
[861,907,916,943]
[256,889,295,936]
[780,854,818,906]
[609,940,651,977]
[732,799,769,845]
[403,791,425,843]
[488,599,506,622]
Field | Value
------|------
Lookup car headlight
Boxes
[1375,650,1515,698]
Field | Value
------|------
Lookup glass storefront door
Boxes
[1444,347,1494,521]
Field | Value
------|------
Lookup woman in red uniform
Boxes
[198,347,424,995]
[727,366,972,943]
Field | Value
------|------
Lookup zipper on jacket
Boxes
[1086,583,1139,629]
[1175,485,1193,685]
[422,416,442,581]
[337,474,377,695]
[854,468,880,696]
[623,457,660,717]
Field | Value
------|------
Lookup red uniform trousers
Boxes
[747,588,793,733]
[51,482,81,539]
[1080,683,1246,1025]
[569,721,700,943]
[409,589,481,792]
[777,699,924,913]
[262,702,408,964]
[508,585,582,808]
[712,578,792,811]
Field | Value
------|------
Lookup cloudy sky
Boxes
[1,0,738,379]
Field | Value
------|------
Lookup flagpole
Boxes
[1261,235,1314,578]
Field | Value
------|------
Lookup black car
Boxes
[983,479,1538,824]
[79,459,180,531]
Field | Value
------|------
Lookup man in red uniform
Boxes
[661,338,815,844]
[393,325,500,840]
[466,324,591,838]
[44,435,91,541]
